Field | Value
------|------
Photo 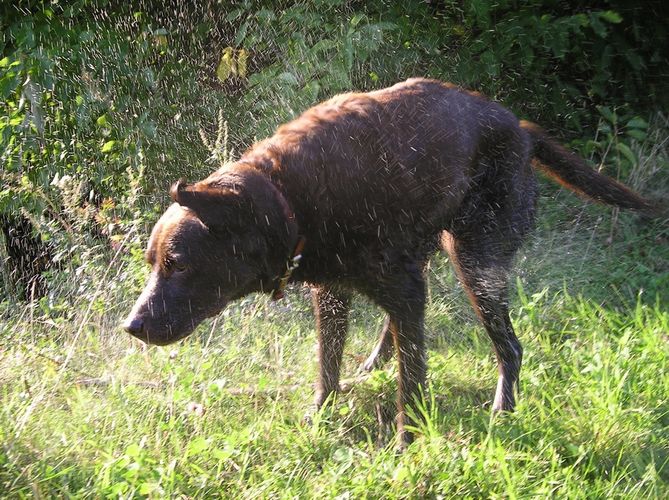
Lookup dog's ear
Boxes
[170,179,246,230]
[169,179,188,204]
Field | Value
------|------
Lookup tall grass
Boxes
[0,122,667,498]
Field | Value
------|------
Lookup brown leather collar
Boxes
[272,235,306,300]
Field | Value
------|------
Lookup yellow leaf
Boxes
[216,47,235,82]
[237,48,248,78]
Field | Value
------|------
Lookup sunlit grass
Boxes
[1,201,667,497]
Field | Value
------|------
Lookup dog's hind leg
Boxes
[312,286,352,408]
[362,253,435,372]
[362,315,394,371]
[442,231,523,412]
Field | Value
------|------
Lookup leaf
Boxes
[235,21,249,47]
[216,47,235,81]
[187,437,209,456]
[212,446,235,461]
[303,80,320,101]
[616,142,636,165]
[125,443,141,458]
[350,14,366,28]
[625,129,646,141]
[597,106,616,125]
[101,140,116,153]
[225,9,243,22]
[0,73,21,99]
[626,117,648,129]
[332,446,354,463]
[96,114,108,127]
[256,9,275,23]
[480,49,499,76]
[139,482,160,495]
[311,39,337,54]
[589,14,608,38]
[140,120,157,139]
[278,72,299,86]
[237,49,248,78]
[599,10,622,24]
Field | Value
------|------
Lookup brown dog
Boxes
[123,78,654,446]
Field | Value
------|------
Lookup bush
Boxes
[0,0,666,301]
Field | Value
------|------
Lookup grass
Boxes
[1,115,668,498]
[1,194,668,498]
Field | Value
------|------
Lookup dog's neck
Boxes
[233,159,304,299]
[264,174,304,300]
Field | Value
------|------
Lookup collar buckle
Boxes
[272,236,305,300]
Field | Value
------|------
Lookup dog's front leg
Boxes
[388,307,427,447]
[312,286,351,409]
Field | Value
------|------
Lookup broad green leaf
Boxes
[625,129,646,141]
[225,8,243,22]
[626,117,648,129]
[101,140,116,153]
[235,21,248,47]
[96,114,108,127]
[125,443,141,458]
[312,39,337,54]
[600,10,622,24]
[597,106,616,125]
[589,14,608,38]
[212,446,235,461]
[616,142,636,165]
[139,482,160,495]
[187,437,209,456]
[278,72,299,86]
[350,14,366,28]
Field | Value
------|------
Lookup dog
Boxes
[123,78,654,446]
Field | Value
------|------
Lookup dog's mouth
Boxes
[122,317,194,346]
[122,301,227,346]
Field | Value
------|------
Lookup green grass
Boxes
[1,202,668,498]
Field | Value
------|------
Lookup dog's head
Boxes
[123,165,295,345]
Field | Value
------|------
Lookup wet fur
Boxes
[124,78,654,446]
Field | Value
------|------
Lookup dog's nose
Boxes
[123,317,144,335]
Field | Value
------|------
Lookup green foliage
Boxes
[217,1,397,137]
[365,0,667,128]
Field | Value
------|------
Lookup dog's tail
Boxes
[520,120,656,213]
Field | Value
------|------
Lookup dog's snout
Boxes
[123,317,144,335]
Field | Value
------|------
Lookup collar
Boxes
[272,235,306,300]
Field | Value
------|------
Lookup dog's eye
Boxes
[163,257,186,274]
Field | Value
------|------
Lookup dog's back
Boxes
[242,78,535,245]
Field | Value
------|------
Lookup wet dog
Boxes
[123,78,654,445]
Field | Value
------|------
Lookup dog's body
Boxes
[124,78,653,445]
